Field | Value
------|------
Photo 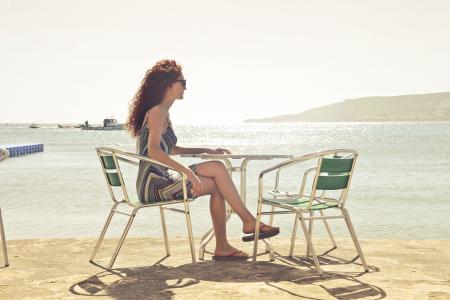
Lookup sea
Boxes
[0,122,449,240]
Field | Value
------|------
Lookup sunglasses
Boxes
[176,79,187,88]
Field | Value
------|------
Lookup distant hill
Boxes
[245,91,450,122]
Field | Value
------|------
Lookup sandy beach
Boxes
[1,237,449,299]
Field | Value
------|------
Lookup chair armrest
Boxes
[259,148,355,181]
[0,148,9,163]
[96,147,188,179]
[259,149,357,207]
[96,147,194,206]
[259,151,321,179]
[258,151,331,200]
[298,167,317,196]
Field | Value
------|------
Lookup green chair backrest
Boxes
[320,157,354,173]
[100,155,122,187]
[315,156,355,191]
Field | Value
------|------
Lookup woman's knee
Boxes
[194,160,228,177]
[209,160,228,175]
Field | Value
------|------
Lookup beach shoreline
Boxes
[1,237,449,299]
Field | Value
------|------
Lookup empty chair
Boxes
[252,149,368,274]
[90,147,196,269]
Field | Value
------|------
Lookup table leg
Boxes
[222,159,234,213]
[240,158,250,205]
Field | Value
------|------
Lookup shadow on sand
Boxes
[70,252,385,300]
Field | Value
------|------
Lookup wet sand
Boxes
[1,238,449,299]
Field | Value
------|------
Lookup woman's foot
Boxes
[212,250,249,261]
[213,245,249,260]
[242,221,280,242]
[242,221,278,235]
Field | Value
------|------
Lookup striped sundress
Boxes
[136,120,197,204]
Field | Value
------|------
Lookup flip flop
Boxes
[242,226,280,242]
[212,251,249,261]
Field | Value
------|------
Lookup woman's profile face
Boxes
[173,73,186,100]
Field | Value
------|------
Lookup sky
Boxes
[1,0,450,124]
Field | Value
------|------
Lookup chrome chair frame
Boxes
[0,148,9,267]
[89,147,196,270]
[252,149,368,274]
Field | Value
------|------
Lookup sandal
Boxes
[242,224,280,242]
[212,250,249,261]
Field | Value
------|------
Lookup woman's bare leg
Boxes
[194,161,277,234]
[196,175,246,256]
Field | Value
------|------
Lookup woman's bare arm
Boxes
[171,145,213,155]
[171,145,231,155]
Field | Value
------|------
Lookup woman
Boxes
[127,59,279,260]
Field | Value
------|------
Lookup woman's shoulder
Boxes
[145,106,171,134]
[146,106,167,121]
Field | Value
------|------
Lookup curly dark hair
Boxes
[127,59,183,137]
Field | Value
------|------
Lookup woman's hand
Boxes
[186,169,203,196]
[208,148,232,154]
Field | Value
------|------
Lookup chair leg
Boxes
[320,210,337,248]
[265,206,276,253]
[299,214,322,274]
[0,208,9,267]
[341,207,369,272]
[198,229,214,261]
[183,202,196,266]
[289,213,299,257]
[262,239,275,261]
[159,206,170,256]
[268,206,275,226]
[90,203,119,262]
[252,200,264,262]
[305,211,314,257]
[107,210,137,269]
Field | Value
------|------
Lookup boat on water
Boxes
[57,124,81,129]
[81,118,125,130]
[29,124,40,129]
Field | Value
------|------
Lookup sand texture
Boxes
[0,238,449,299]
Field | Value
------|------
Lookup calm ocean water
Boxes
[0,122,449,240]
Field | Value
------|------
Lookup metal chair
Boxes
[89,147,196,270]
[0,148,9,267]
[252,149,368,274]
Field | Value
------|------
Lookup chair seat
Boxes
[262,196,339,211]
[122,196,195,207]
